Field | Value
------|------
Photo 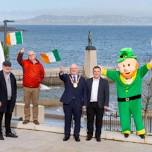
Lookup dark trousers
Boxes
[87,102,104,138]
[0,112,12,134]
[0,101,12,134]
[63,100,82,137]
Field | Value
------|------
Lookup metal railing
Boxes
[102,113,152,134]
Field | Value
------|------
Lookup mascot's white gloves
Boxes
[147,60,152,70]
[98,65,107,76]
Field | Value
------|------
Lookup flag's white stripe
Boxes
[10,33,17,45]
[21,31,23,44]
[47,52,56,62]
[50,52,56,62]
[0,42,5,70]
[47,52,52,62]
[40,84,51,90]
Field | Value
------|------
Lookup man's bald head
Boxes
[28,50,36,62]
[70,64,79,75]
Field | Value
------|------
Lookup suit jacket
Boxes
[86,77,109,108]
[0,70,17,113]
[59,73,87,106]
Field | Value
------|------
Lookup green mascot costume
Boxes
[101,48,152,139]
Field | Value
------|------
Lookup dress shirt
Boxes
[3,72,12,100]
[90,78,100,102]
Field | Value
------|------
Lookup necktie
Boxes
[73,75,76,83]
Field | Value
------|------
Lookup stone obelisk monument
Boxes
[84,31,97,78]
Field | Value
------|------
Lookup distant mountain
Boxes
[16,14,152,25]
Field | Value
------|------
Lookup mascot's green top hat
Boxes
[117,48,137,63]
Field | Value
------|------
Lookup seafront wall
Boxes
[12,67,84,87]
[12,66,113,87]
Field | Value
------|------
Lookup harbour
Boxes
[0,9,152,152]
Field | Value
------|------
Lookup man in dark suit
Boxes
[59,64,86,142]
[0,61,18,140]
[86,66,109,142]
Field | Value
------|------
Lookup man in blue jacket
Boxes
[59,64,87,142]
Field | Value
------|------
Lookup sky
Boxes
[0,0,152,20]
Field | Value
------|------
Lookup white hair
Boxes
[28,50,35,55]
[70,64,78,69]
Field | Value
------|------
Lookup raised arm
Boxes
[140,60,152,78]
[59,66,67,82]
[17,48,24,66]
[101,66,117,82]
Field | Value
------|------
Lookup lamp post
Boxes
[3,20,15,46]
[3,20,15,60]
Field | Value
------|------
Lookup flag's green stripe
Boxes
[15,31,23,44]
[52,49,61,61]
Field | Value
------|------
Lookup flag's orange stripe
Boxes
[6,33,11,45]
[40,53,50,64]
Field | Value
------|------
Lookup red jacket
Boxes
[17,52,45,88]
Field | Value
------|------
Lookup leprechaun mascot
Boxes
[101,48,152,139]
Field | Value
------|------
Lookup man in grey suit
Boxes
[86,66,109,142]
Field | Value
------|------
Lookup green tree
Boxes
[1,42,9,60]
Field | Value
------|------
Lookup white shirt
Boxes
[3,72,12,100]
[71,75,79,83]
[72,75,78,81]
[90,78,100,102]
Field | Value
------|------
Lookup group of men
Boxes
[0,48,109,142]
[0,48,45,140]
[59,64,109,142]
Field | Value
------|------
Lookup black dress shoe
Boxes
[74,136,80,142]
[0,134,4,140]
[6,132,18,138]
[96,137,101,142]
[63,136,70,141]
[86,135,92,141]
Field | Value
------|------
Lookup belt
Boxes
[118,94,141,102]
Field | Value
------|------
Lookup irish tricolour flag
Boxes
[6,31,23,46]
[40,49,61,64]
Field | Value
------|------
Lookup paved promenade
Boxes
[1,129,152,152]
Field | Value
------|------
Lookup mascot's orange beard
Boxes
[121,63,139,79]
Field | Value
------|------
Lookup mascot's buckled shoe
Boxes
[139,134,145,139]
[124,133,129,138]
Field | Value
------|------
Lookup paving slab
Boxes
[0,129,152,152]
[8,121,152,145]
